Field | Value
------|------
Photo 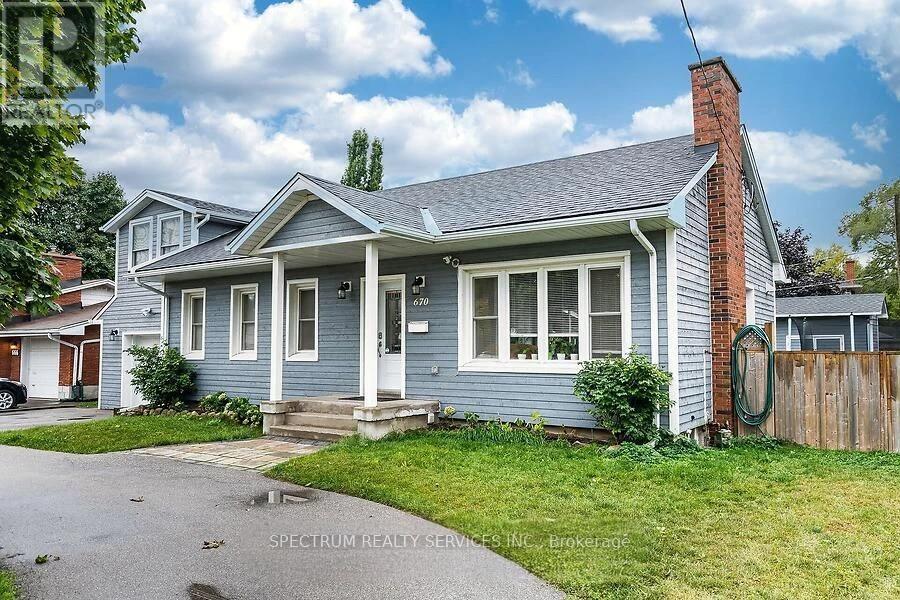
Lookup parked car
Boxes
[0,378,27,411]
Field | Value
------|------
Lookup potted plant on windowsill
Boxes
[550,338,569,361]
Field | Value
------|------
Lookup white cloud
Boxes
[527,0,900,98]
[76,95,576,206]
[852,115,890,151]
[501,59,536,88]
[747,129,882,191]
[481,0,500,24]
[121,0,452,116]
[574,93,693,152]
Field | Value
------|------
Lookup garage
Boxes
[24,337,60,398]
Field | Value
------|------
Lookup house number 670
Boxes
[413,297,429,306]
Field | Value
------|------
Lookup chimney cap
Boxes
[688,56,742,92]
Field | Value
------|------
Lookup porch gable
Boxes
[262,199,373,250]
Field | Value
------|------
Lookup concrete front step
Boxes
[295,398,359,416]
[268,424,353,442]
[284,411,357,431]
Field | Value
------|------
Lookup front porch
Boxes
[261,395,439,440]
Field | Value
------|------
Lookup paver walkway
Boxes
[129,437,326,470]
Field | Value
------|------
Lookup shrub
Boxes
[457,412,549,446]
[573,350,671,444]
[125,344,195,409]
[199,391,230,413]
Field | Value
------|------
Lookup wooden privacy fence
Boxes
[738,351,900,452]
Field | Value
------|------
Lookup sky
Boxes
[74,0,900,250]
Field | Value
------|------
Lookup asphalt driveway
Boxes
[0,445,560,600]
[0,406,111,431]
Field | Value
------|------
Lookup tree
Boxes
[0,0,144,323]
[29,172,125,280]
[775,222,842,297]
[840,179,900,315]
[340,129,384,191]
[812,244,851,280]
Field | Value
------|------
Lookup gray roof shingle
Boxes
[137,230,246,271]
[776,294,888,316]
[302,175,426,232]
[149,190,257,221]
[0,303,107,334]
[378,135,716,233]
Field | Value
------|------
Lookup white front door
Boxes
[377,283,404,394]
[24,337,60,398]
[121,333,160,407]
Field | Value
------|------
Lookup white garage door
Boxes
[121,334,160,408]
[25,338,60,398]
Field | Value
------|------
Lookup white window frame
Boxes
[458,251,631,374]
[785,335,800,350]
[128,216,153,270]
[286,278,318,362]
[812,335,845,351]
[181,288,206,360]
[229,283,258,361]
[156,211,183,257]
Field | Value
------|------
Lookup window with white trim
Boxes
[130,218,151,267]
[812,335,844,351]
[230,284,258,360]
[460,253,630,373]
[785,335,800,350]
[181,289,205,359]
[158,214,182,256]
[287,279,318,361]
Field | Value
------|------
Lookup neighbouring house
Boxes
[775,260,889,351]
[0,254,114,400]
[98,58,786,438]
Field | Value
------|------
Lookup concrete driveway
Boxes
[0,446,560,600]
[0,406,111,431]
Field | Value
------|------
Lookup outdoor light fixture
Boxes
[411,276,426,296]
[442,255,460,268]
[337,281,352,300]
[9,342,19,353]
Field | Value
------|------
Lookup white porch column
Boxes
[850,313,856,351]
[364,241,379,408]
[270,252,285,402]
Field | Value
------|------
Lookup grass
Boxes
[74,400,98,409]
[0,570,17,600]
[0,415,261,454]
[268,430,900,599]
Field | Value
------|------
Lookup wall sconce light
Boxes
[411,276,426,296]
[337,281,352,300]
[9,342,19,355]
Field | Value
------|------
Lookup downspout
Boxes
[77,339,101,383]
[629,220,659,364]
[134,277,169,343]
[47,333,79,389]
[192,213,211,246]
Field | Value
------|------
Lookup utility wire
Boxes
[775,275,879,294]
[679,0,743,170]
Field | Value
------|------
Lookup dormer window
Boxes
[158,213,182,256]
[129,217,152,268]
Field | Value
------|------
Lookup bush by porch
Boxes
[268,430,900,599]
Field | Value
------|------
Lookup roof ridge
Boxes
[382,134,697,194]
[148,189,257,217]
[300,173,425,210]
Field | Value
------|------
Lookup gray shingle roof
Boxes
[302,175,427,232]
[0,303,107,335]
[378,135,716,233]
[149,190,257,221]
[776,294,888,316]
[137,230,246,271]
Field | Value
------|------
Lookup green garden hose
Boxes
[731,324,775,426]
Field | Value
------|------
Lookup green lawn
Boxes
[0,415,260,454]
[268,431,900,600]
[0,570,17,600]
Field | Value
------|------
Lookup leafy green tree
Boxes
[0,0,144,322]
[812,244,851,280]
[340,128,384,191]
[29,172,125,280]
[840,179,900,315]
[774,222,841,297]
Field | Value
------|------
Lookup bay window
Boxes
[459,252,630,373]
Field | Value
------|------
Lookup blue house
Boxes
[97,58,786,439]
[775,294,889,351]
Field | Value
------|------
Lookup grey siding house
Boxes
[775,294,888,351]
[98,58,785,437]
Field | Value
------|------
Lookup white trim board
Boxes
[358,274,406,398]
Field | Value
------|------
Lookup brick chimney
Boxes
[47,252,84,308]
[690,57,745,427]
[840,259,862,294]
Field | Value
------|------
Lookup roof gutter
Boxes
[630,219,659,366]
[47,333,79,387]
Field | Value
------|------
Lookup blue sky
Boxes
[81,0,899,250]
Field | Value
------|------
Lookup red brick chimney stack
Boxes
[690,57,745,427]
[844,259,857,284]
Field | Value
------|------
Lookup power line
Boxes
[679,0,743,170]
[775,275,879,294]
